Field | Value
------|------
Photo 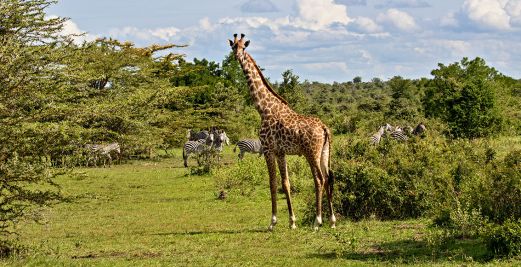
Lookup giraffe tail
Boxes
[324,127,335,192]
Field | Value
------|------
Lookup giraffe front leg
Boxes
[265,153,278,231]
[277,154,296,229]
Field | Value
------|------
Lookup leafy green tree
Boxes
[221,52,249,105]
[385,76,420,120]
[353,76,362,83]
[423,57,502,138]
[0,0,69,252]
[276,69,308,113]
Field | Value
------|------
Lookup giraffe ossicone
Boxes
[229,33,336,231]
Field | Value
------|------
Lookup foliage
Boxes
[385,76,421,120]
[483,219,521,258]
[330,134,454,220]
[0,0,68,249]
[423,57,502,139]
[275,70,308,113]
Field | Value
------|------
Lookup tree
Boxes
[423,57,502,138]
[385,76,420,120]
[0,0,68,252]
[277,69,308,112]
[353,76,362,83]
[221,52,249,105]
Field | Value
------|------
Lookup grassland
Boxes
[1,147,519,266]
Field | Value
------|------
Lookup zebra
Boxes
[211,130,230,152]
[370,124,392,145]
[412,123,426,136]
[387,126,409,142]
[234,139,263,160]
[186,129,210,141]
[182,134,214,167]
[85,142,121,167]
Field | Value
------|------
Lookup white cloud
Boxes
[149,27,179,41]
[293,0,352,30]
[440,12,459,27]
[240,0,279,13]
[351,17,383,33]
[506,0,521,26]
[462,0,511,30]
[436,40,472,55]
[375,0,430,9]
[377,9,419,32]
[54,18,97,44]
[108,26,180,41]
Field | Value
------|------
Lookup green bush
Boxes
[329,134,455,220]
[483,220,521,258]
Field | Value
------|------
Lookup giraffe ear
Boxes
[228,39,233,47]
[244,40,250,48]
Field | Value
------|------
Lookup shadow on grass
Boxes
[152,228,267,236]
[310,238,491,264]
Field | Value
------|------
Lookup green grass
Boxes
[1,146,520,266]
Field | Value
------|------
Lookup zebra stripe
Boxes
[370,124,392,145]
[211,131,229,152]
[388,127,409,141]
[183,134,214,167]
[234,139,263,160]
[85,142,121,167]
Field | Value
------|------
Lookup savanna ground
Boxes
[2,146,520,267]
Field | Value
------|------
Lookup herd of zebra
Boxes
[183,129,263,167]
[370,123,426,145]
[83,124,425,168]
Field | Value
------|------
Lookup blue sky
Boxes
[50,0,521,83]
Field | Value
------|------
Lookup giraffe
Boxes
[228,34,336,230]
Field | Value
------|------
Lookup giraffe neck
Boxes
[236,51,292,118]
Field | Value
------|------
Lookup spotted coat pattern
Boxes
[229,34,335,230]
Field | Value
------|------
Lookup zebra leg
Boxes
[277,154,296,229]
[183,149,188,168]
[265,153,278,231]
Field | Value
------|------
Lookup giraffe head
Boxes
[229,33,250,54]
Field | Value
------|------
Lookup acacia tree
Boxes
[0,0,70,253]
[423,57,502,139]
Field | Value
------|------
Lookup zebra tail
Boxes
[233,144,237,153]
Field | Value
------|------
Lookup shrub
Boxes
[483,220,521,258]
[328,134,455,220]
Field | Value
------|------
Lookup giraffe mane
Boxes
[245,52,289,106]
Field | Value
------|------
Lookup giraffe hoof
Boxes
[268,224,275,231]
[290,223,297,229]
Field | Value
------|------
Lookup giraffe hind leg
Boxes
[307,155,325,231]
[277,154,296,229]
[321,142,336,228]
